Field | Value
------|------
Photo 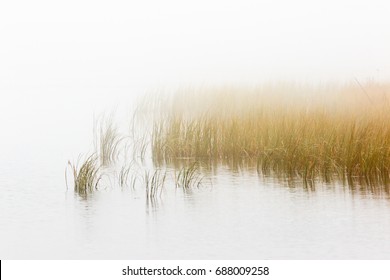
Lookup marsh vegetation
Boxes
[66,82,390,196]
[151,82,390,188]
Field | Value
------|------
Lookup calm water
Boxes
[1,90,390,259]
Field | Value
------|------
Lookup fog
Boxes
[1,1,390,260]
[1,0,389,152]
[1,0,389,94]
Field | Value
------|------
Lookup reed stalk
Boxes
[94,114,123,167]
[144,169,167,199]
[175,163,204,189]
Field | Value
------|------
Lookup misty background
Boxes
[1,0,389,163]
[1,0,389,90]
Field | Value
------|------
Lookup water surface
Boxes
[1,97,390,259]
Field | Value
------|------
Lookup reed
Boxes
[144,169,167,199]
[175,163,204,189]
[66,154,102,194]
[118,161,138,189]
[130,132,149,162]
[94,115,123,167]
[151,82,390,185]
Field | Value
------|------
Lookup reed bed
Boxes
[151,82,390,185]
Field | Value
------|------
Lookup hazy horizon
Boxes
[1,0,389,94]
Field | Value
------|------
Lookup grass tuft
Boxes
[66,154,102,194]
[144,169,167,199]
[175,163,204,189]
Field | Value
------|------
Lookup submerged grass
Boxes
[151,82,390,186]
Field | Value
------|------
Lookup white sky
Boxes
[0,0,389,92]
